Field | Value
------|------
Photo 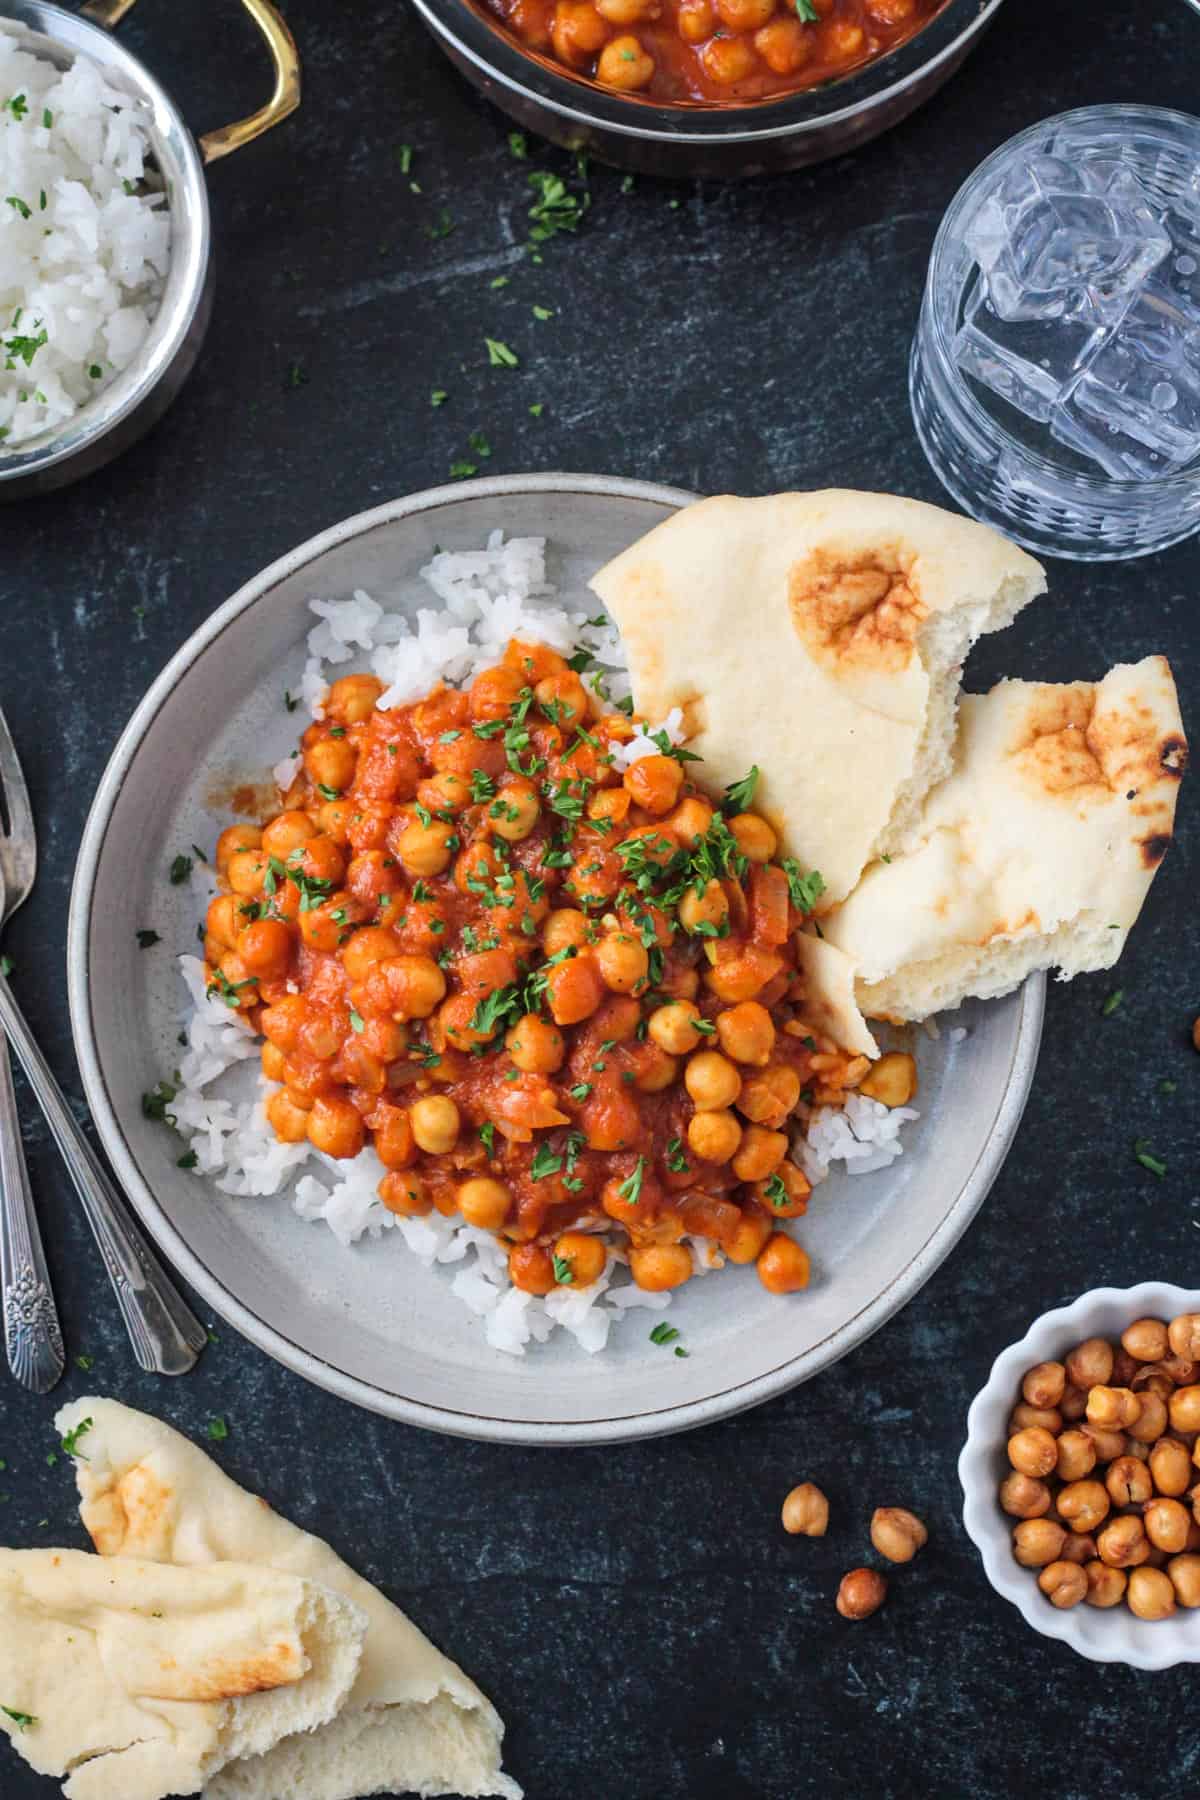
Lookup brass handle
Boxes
[80,0,300,163]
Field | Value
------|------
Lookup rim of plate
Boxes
[67,473,1046,1445]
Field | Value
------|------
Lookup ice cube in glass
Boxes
[953,274,1103,424]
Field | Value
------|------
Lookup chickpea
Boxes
[1038,1561,1087,1609]
[1057,1532,1097,1567]
[226,846,269,897]
[629,1242,693,1292]
[470,664,526,721]
[509,1243,556,1295]
[1081,1424,1127,1463]
[1111,1347,1139,1387]
[999,1473,1051,1520]
[665,795,713,846]
[1059,1384,1088,1423]
[623,754,683,815]
[374,1105,415,1170]
[728,813,777,863]
[1055,1430,1097,1482]
[648,1000,704,1056]
[1162,1355,1197,1386]
[596,930,649,994]
[1103,1455,1151,1509]
[1097,1516,1150,1570]
[725,1207,773,1266]
[1066,1337,1114,1390]
[215,822,263,872]
[456,1177,512,1230]
[685,1049,742,1112]
[1022,1361,1066,1409]
[756,1233,810,1295]
[737,1064,802,1129]
[260,995,306,1053]
[260,811,315,861]
[1122,1317,1170,1362]
[1012,1519,1066,1568]
[754,13,811,73]
[678,879,729,936]
[417,770,470,816]
[1087,1386,1142,1430]
[781,1482,829,1537]
[1057,1479,1110,1533]
[715,1001,775,1067]
[552,0,610,64]
[685,1108,741,1165]
[1145,1497,1191,1554]
[1167,1553,1200,1608]
[261,1040,287,1083]
[1127,1391,1168,1445]
[731,1123,788,1183]
[1150,1436,1193,1497]
[266,1088,310,1144]
[306,1095,366,1161]
[1127,1565,1176,1621]
[545,954,605,1026]
[342,925,401,984]
[305,735,357,793]
[835,1569,886,1620]
[410,1094,460,1154]
[870,1507,927,1564]
[595,0,657,18]
[238,917,292,978]
[543,909,591,958]
[717,0,773,23]
[394,816,454,878]
[490,780,541,842]
[326,672,383,724]
[505,1013,566,1074]
[1168,1313,1200,1361]
[1008,1426,1060,1481]
[554,1232,607,1287]
[1085,1561,1127,1608]
[371,954,446,1021]
[825,18,865,57]
[1169,1385,1200,1433]
[858,1051,917,1110]
[378,1171,431,1217]
[1010,1403,1063,1437]
[205,894,241,951]
[676,0,714,39]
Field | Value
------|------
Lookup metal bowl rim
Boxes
[67,471,1045,1445]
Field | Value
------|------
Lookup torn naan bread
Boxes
[0,1548,364,1800]
[590,490,1045,905]
[821,656,1187,1022]
[55,1399,521,1800]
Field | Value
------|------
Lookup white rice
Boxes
[170,533,918,1356]
[0,29,169,449]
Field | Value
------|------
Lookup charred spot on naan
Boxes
[146,1642,306,1704]
[1160,733,1188,778]
[1138,831,1173,869]
[787,548,928,678]
[81,1462,175,1558]
[1010,684,1186,834]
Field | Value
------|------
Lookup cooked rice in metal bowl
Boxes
[169,534,919,1356]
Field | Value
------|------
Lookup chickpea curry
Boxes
[203,639,882,1304]
[484,0,945,106]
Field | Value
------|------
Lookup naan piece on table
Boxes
[590,490,1046,906]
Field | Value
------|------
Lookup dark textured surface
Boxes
[1,1,1199,1795]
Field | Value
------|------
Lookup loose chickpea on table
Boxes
[999,1314,1200,1621]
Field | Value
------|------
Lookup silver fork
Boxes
[0,717,64,1392]
[0,709,207,1376]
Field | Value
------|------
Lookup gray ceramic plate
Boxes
[68,474,1045,1445]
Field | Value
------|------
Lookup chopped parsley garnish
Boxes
[4,93,28,120]
[176,1150,198,1170]
[469,984,522,1037]
[349,1008,365,1034]
[781,860,825,914]
[508,130,527,158]
[1101,989,1124,1017]
[616,1156,645,1205]
[141,1080,178,1124]
[206,969,255,1008]
[723,766,759,812]
[450,460,477,479]
[426,209,455,239]
[666,1136,690,1174]
[530,1144,564,1181]
[490,274,509,289]
[397,143,413,173]
[5,195,31,220]
[528,402,544,418]
[2,1708,36,1731]
[42,107,52,128]
[75,1354,93,1372]
[207,1415,229,1441]
[649,1322,680,1346]
[135,928,160,949]
[485,337,519,368]
[569,1082,592,1102]
[552,1254,574,1285]
[1133,1138,1166,1179]
[431,388,448,406]
[467,430,492,459]
[283,688,298,711]
[168,853,193,885]
[2,325,45,370]
[693,1018,716,1036]
[764,1172,789,1209]
[287,359,308,389]
[795,0,819,18]
[527,169,589,244]
[316,782,341,801]
[532,304,554,320]
[1160,1078,1178,1096]
[60,1416,93,1459]
[480,1121,496,1156]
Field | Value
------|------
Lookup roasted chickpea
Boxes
[543,908,591,956]
[394,816,455,878]
[457,1177,512,1230]
[596,929,649,994]
[1059,1383,1088,1423]
[716,1001,775,1067]
[1127,1391,1168,1444]
[1167,1553,1200,1608]
[1127,1565,1176,1620]
[999,1473,1051,1520]
[410,1094,460,1154]
[686,1108,742,1165]
[378,1170,431,1217]
[1010,1403,1063,1437]
[1169,1385,1200,1433]
[553,1231,607,1287]
[737,1064,802,1129]
[1023,1361,1067,1409]
[728,813,777,863]
[1097,1516,1150,1570]
[509,1243,556,1295]
[490,780,541,842]
[1055,1430,1097,1482]
[836,1569,886,1620]
[1057,1479,1110,1534]
[1038,1561,1087,1609]
[1145,1497,1192,1554]
[648,999,704,1056]
[326,672,383,724]
[685,1049,742,1112]
[678,878,729,936]
[1057,1532,1097,1567]
[216,822,263,872]
[1150,1436,1193,1497]
[725,1207,773,1266]
[306,1095,366,1161]
[629,1242,693,1292]
[857,1051,917,1109]
[266,1088,309,1144]
[756,1233,810,1294]
[1007,1427,1058,1480]
[1012,1519,1067,1568]
[1111,1347,1139,1387]
[1085,1561,1127,1608]
[870,1508,927,1564]
[1161,1355,1197,1386]
[623,754,683,815]
[731,1123,788,1183]
[781,1482,829,1537]
[1066,1337,1114,1390]
[1168,1314,1200,1361]
[1087,1386,1142,1430]
[1122,1317,1170,1362]
[1081,1424,1128,1464]
[1106,1455,1153,1507]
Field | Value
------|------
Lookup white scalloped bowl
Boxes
[959,1282,1200,1669]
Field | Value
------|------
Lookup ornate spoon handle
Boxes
[0,974,206,1376]
[0,1028,65,1392]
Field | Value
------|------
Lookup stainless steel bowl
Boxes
[409,0,1005,179]
[0,0,299,500]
